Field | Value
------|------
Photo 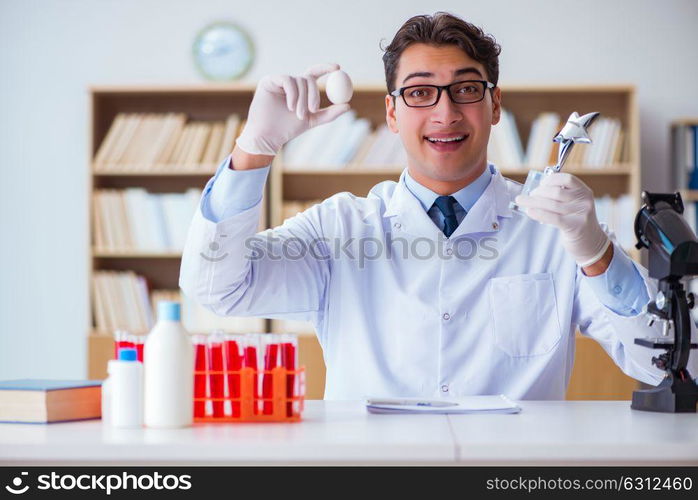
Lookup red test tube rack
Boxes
[192,332,305,423]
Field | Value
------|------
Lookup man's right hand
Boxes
[235,62,351,158]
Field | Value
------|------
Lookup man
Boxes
[180,12,692,400]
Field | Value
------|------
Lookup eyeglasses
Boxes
[390,80,495,108]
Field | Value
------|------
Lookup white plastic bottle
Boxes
[101,374,112,425]
[107,348,144,428]
[144,301,194,428]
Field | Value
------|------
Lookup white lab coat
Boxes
[180,165,694,400]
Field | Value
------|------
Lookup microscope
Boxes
[632,191,698,413]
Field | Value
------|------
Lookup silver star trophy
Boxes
[509,111,600,215]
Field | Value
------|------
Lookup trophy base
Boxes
[510,169,553,217]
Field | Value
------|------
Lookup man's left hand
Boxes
[514,172,610,268]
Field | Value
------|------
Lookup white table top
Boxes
[448,401,698,465]
[1,401,696,465]
[0,401,454,465]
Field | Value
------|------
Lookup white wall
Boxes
[1,0,697,379]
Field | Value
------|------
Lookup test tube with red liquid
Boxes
[261,335,281,415]
[113,330,134,359]
[193,335,208,418]
[281,334,298,417]
[243,334,260,415]
[224,334,243,417]
[207,331,225,418]
[133,335,144,362]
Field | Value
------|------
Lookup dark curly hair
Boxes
[381,12,501,95]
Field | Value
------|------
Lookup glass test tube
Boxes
[113,330,134,359]
[133,335,145,362]
[207,331,225,418]
[243,334,260,415]
[224,334,244,417]
[192,335,208,418]
[281,334,298,417]
[509,169,549,214]
[261,334,282,415]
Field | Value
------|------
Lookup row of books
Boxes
[283,111,407,168]
[91,271,265,334]
[487,109,525,169]
[93,188,201,252]
[489,112,625,169]
[282,109,625,170]
[92,271,152,333]
[92,110,625,172]
[673,124,698,189]
[594,195,636,250]
[93,113,243,172]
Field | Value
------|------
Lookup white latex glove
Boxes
[235,63,351,156]
[514,172,611,268]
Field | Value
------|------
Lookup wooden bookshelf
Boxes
[88,84,642,400]
[87,86,270,379]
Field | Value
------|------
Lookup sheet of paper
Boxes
[365,395,522,414]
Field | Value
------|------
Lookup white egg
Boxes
[325,70,353,104]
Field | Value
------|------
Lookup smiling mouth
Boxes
[424,134,468,143]
[423,134,469,152]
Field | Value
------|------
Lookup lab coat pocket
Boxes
[488,273,561,357]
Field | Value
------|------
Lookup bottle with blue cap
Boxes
[144,301,194,428]
[105,347,143,428]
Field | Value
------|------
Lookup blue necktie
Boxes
[433,195,460,237]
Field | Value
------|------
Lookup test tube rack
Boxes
[193,366,306,423]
